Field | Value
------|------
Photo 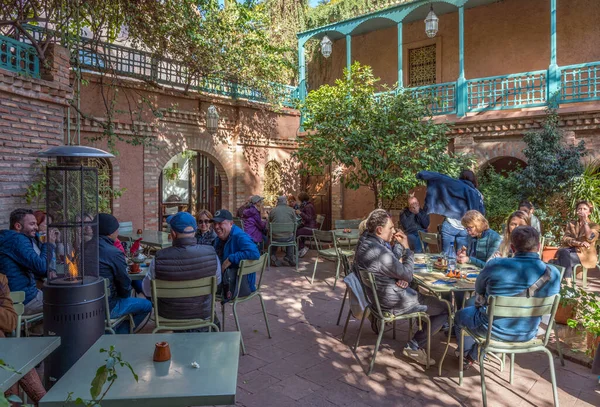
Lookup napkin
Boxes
[432,280,455,285]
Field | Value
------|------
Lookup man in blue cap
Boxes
[143,212,221,328]
[211,209,260,300]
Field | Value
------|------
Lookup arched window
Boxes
[84,157,114,213]
[263,160,282,207]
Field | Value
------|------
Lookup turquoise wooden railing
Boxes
[560,61,600,103]
[408,82,457,115]
[0,35,39,78]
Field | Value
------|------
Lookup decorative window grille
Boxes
[263,160,282,207]
[84,157,113,213]
[409,44,437,87]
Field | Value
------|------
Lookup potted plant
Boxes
[556,283,579,324]
[567,288,600,357]
[163,164,180,181]
[541,232,559,262]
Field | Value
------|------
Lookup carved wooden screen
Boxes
[408,44,436,87]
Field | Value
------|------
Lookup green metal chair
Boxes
[336,254,353,326]
[458,294,562,407]
[353,268,432,375]
[9,290,43,337]
[267,222,298,271]
[418,230,440,253]
[295,214,326,250]
[220,253,271,355]
[538,236,545,258]
[334,219,361,249]
[310,230,355,289]
[104,279,134,335]
[152,276,219,333]
[572,242,597,288]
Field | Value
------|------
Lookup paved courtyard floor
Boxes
[141,250,600,407]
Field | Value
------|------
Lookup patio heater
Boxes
[36,145,114,387]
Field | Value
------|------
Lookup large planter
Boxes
[542,246,559,262]
[555,302,576,325]
[587,332,600,358]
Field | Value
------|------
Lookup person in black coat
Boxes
[97,213,152,333]
[399,195,430,253]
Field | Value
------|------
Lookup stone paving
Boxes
[142,250,600,407]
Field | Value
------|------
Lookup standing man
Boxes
[399,195,430,253]
[454,226,561,367]
[0,208,58,315]
[268,195,298,267]
[212,209,260,300]
[143,212,221,328]
[97,213,152,333]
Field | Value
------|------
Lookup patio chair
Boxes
[296,214,326,251]
[119,221,133,233]
[233,217,245,231]
[458,294,562,407]
[316,214,325,230]
[310,230,355,289]
[353,268,431,375]
[151,276,219,333]
[220,253,271,355]
[336,254,353,325]
[418,230,440,253]
[334,219,362,230]
[538,236,545,258]
[572,241,597,288]
[104,279,134,335]
[9,291,43,337]
[267,222,298,271]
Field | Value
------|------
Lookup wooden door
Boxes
[302,168,332,230]
[195,153,222,214]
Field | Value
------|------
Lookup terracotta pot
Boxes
[587,332,600,358]
[153,341,171,362]
[542,246,559,262]
[555,302,576,325]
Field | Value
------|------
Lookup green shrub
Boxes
[478,167,522,233]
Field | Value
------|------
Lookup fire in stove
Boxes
[64,251,82,282]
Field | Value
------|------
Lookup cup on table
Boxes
[130,263,141,273]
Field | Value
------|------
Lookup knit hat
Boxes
[98,213,120,236]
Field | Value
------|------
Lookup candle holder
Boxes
[153,341,171,362]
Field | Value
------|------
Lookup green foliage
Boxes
[560,282,581,307]
[536,194,572,247]
[567,288,600,347]
[517,104,586,203]
[478,167,522,233]
[65,345,138,406]
[569,159,600,224]
[295,62,472,208]
[0,360,28,407]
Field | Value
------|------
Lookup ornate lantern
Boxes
[320,35,332,58]
[425,5,439,38]
[207,105,219,134]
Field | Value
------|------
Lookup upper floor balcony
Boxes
[297,0,600,118]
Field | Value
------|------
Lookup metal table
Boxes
[0,337,61,392]
[40,332,241,407]
[119,231,172,249]
[412,254,481,376]
[334,229,360,249]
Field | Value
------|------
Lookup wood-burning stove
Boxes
[36,145,114,386]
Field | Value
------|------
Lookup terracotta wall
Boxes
[308,0,600,89]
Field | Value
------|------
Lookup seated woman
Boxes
[457,210,502,268]
[195,209,218,246]
[494,210,530,258]
[242,196,268,248]
[555,200,599,285]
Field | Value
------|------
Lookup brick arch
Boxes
[143,134,235,229]
[480,155,527,174]
[471,139,527,168]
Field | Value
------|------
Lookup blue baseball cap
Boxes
[167,212,197,233]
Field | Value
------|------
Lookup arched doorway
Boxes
[159,151,223,230]
[480,156,527,174]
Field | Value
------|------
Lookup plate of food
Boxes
[433,258,448,271]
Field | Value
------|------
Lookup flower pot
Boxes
[555,302,576,325]
[542,246,559,262]
[587,332,600,358]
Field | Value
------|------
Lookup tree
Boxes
[517,103,586,203]
[295,62,473,208]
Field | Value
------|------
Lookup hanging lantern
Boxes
[425,5,439,38]
[320,35,332,58]
[207,105,219,134]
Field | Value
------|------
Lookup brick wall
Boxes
[0,44,71,228]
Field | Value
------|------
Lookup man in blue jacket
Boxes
[0,209,58,315]
[454,226,561,368]
[212,209,260,301]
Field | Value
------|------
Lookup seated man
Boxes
[0,208,58,315]
[268,195,298,267]
[454,226,561,367]
[142,212,221,328]
[355,209,447,366]
[0,273,46,403]
[97,213,152,333]
[212,209,260,301]
[399,195,430,253]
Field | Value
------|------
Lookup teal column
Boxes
[548,0,560,100]
[397,22,403,89]
[346,35,352,79]
[456,5,467,117]
[298,40,306,102]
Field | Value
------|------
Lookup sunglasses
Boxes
[198,220,211,224]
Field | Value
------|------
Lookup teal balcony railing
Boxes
[16,25,297,107]
[466,71,547,112]
[408,82,457,115]
[0,35,39,78]
[560,61,600,103]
